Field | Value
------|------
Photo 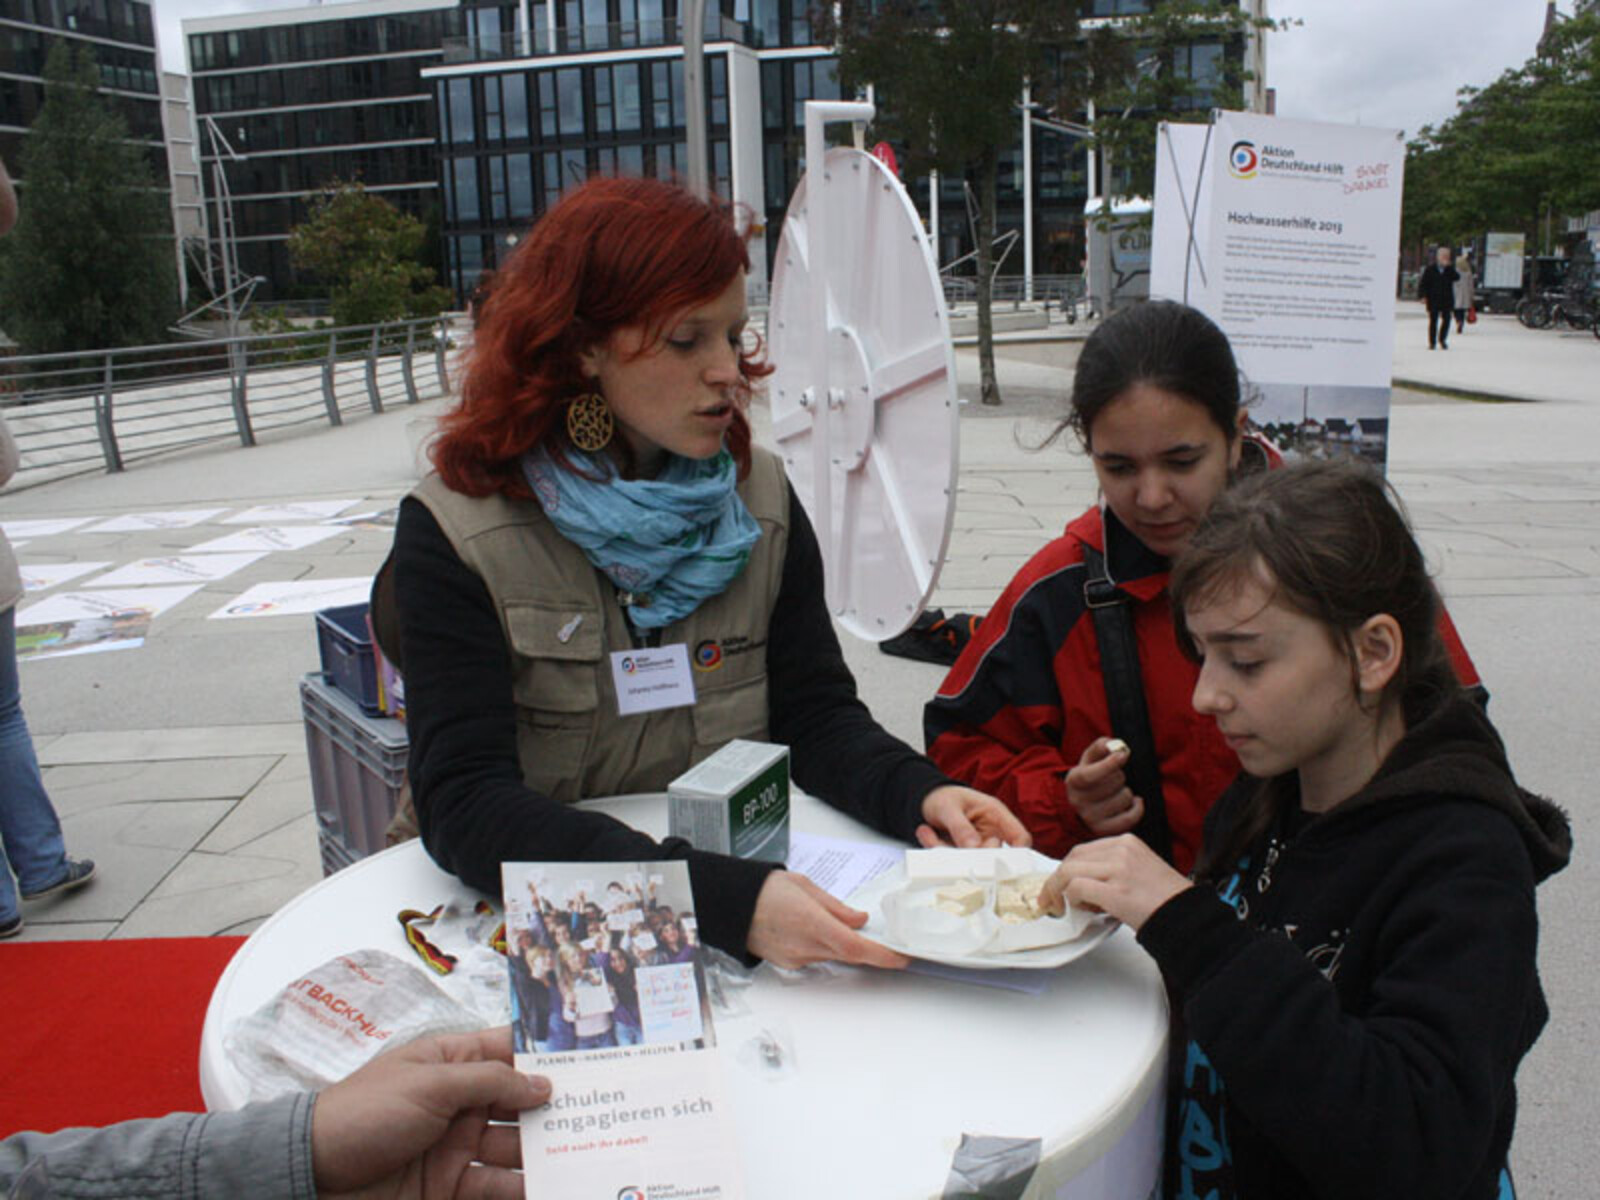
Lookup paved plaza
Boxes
[1,307,1594,1194]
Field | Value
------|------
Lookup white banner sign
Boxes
[1153,112,1406,469]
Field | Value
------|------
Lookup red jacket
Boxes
[924,504,1483,873]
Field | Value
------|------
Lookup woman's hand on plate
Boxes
[1037,834,1191,932]
[916,785,1032,850]
[747,871,910,970]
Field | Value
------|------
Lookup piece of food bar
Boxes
[934,882,986,916]
[995,873,1051,923]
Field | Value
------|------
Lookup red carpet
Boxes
[0,937,245,1137]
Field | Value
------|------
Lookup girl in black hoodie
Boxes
[1041,460,1571,1200]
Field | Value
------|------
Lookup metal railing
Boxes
[941,273,1087,311]
[0,316,463,487]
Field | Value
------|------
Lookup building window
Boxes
[489,155,507,220]
[503,74,529,140]
[448,77,474,145]
[710,55,726,127]
[557,67,582,135]
[454,156,480,221]
[594,65,613,134]
[542,150,563,207]
[509,152,534,217]
[539,72,556,138]
[485,75,503,142]
[613,62,641,132]
[618,142,643,176]
[650,61,671,131]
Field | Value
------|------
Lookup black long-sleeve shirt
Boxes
[392,485,952,961]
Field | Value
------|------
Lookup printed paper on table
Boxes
[503,860,743,1199]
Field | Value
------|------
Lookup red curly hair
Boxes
[431,176,769,497]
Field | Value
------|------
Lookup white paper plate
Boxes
[848,861,1120,970]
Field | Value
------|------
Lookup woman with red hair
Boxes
[387,176,1026,969]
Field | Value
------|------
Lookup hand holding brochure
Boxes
[503,860,745,1199]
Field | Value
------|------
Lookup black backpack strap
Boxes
[1082,544,1173,862]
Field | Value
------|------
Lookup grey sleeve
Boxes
[0,1093,317,1199]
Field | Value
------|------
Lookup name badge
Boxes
[610,643,697,716]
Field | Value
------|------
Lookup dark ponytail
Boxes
[1170,460,1459,879]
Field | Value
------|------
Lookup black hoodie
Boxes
[1138,694,1572,1200]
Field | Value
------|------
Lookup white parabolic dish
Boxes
[766,146,959,642]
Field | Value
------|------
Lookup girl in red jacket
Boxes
[924,302,1479,871]
[1041,461,1569,1199]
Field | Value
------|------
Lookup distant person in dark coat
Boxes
[1419,246,1460,350]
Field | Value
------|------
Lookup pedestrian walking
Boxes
[1419,246,1460,350]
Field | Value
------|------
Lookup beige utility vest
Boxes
[411,446,790,803]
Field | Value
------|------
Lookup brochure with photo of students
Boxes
[502,860,744,1199]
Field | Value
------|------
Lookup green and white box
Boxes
[668,739,790,864]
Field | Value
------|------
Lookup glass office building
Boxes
[427,0,837,300]
[0,0,166,186]
[185,0,462,298]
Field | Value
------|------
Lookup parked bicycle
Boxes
[1516,290,1600,333]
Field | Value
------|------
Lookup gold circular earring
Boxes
[565,390,614,453]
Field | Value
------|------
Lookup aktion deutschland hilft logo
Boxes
[1228,140,1259,179]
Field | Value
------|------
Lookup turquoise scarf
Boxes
[522,448,761,629]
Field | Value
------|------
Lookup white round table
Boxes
[200,794,1168,1199]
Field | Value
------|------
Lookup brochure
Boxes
[503,860,744,1200]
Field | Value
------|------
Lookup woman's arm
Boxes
[394,497,775,959]
[764,488,952,840]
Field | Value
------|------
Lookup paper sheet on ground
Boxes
[17,585,202,626]
[323,506,399,529]
[16,611,154,661]
[209,576,372,619]
[1,517,98,539]
[19,562,112,592]
[786,833,902,901]
[187,525,344,554]
[222,500,362,524]
[81,509,229,533]
[92,552,268,587]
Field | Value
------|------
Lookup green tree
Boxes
[1086,0,1276,204]
[1403,9,1599,253]
[0,42,178,355]
[827,1,1270,404]
[829,0,1083,405]
[287,182,452,328]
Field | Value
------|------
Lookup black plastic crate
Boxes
[300,673,408,875]
[316,602,382,715]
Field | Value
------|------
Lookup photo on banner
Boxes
[502,859,743,1199]
[1152,111,1406,470]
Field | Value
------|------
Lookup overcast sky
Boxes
[155,0,1567,142]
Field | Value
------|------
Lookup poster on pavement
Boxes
[1153,111,1406,469]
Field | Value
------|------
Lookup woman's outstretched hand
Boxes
[746,870,910,970]
[916,785,1032,850]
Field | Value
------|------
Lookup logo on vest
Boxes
[694,640,724,671]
